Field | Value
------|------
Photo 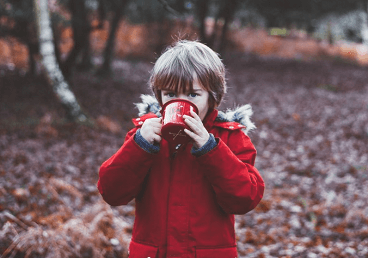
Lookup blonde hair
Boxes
[149,40,227,109]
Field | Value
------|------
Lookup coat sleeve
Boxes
[197,129,265,214]
[97,128,155,206]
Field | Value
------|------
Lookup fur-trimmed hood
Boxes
[135,94,256,135]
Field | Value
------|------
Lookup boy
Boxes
[97,40,265,258]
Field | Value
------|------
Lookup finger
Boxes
[146,119,162,127]
[145,119,162,127]
[147,118,162,124]
[183,115,199,127]
[185,115,206,135]
[149,117,162,122]
[151,122,162,129]
[184,128,197,139]
[186,112,203,127]
[190,110,202,122]
[153,134,162,143]
[152,127,162,134]
[184,118,200,133]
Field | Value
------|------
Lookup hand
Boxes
[184,110,209,149]
[140,117,162,144]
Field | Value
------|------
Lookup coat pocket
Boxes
[195,246,238,258]
[128,240,158,258]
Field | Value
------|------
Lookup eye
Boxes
[188,93,198,98]
[164,92,176,98]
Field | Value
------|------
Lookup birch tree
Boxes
[360,1,368,45]
[34,0,87,123]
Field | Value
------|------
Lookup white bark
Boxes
[34,0,87,122]
[361,2,368,46]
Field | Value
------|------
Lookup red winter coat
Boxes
[98,109,265,258]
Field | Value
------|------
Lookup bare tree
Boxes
[61,0,91,77]
[217,0,238,53]
[34,0,87,123]
[195,0,211,46]
[97,0,129,76]
[195,0,239,54]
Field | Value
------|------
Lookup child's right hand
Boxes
[140,118,162,145]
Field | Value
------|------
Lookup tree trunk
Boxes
[34,0,87,123]
[51,23,63,70]
[26,20,39,77]
[361,1,368,46]
[62,0,91,78]
[78,44,93,70]
[98,0,128,76]
[196,0,211,47]
[218,0,238,54]
[26,41,38,76]
[97,0,107,29]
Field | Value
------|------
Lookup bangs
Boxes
[153,56,195,94]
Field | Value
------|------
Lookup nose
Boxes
[177,93,188,100]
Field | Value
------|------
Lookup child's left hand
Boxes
[184,110,210,149]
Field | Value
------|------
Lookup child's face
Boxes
[161,80,210,121]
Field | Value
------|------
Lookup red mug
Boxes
[161,99,199,146]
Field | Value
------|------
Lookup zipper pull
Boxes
[171,144,182,159]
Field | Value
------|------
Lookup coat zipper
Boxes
[170,144,182,159]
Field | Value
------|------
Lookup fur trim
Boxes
[135,94,256,134]
[216,105,256,135]
[135,95,162,117]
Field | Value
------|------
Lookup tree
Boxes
[96,0,183,76]
[97,0,129,76]
[0,0,92,77]
[34,0,87,123]
[217,0,239,53]
[194,0,240,54]
[361,0,368,45]
[60,0,92,78]
[0,1,39,76]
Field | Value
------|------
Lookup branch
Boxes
[157,0,181,17]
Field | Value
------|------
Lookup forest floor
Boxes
[1,52,368,257]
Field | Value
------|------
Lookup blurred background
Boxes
[1,0,368,257]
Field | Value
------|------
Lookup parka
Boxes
[97,95,265,258]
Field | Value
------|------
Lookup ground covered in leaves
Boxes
[1,53,368,257]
